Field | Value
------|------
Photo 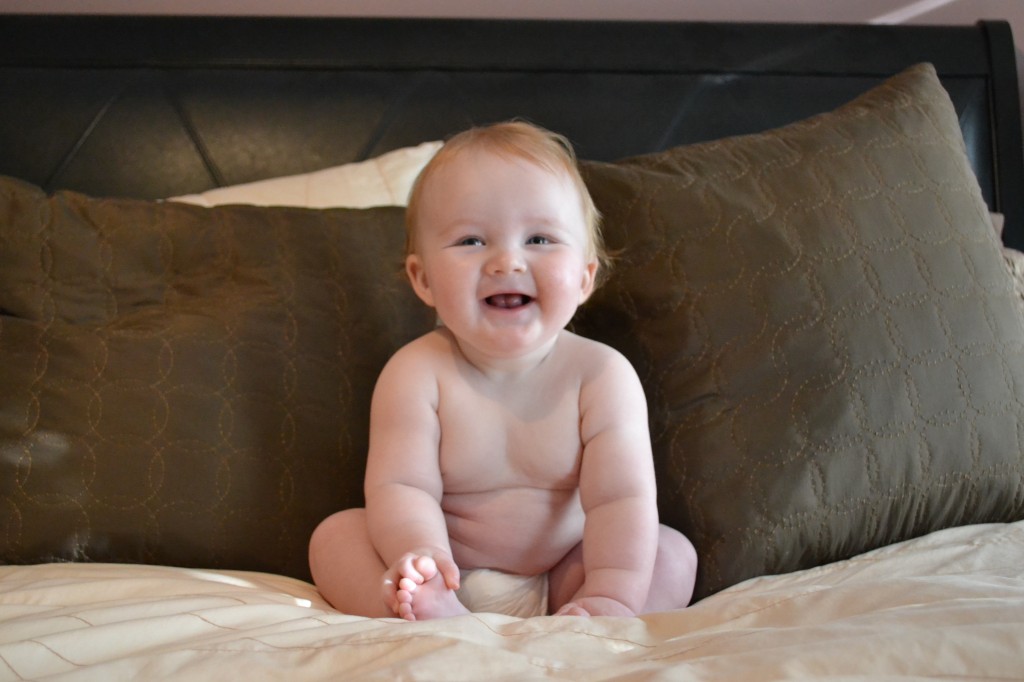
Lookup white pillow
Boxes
[169,141,441,208]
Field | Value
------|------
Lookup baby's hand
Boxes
[554,596,635,618]
[381,550,460,617]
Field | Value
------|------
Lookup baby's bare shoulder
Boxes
[374,329,458,398]
[561,333,647,419]
[385,329,455,368]
[560,329,618,355]
[559,331,637,378]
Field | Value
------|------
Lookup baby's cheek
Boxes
[547,264,589,296]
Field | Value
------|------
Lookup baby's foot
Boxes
[395,556,469,621]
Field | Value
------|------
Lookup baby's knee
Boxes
[309,508,368,555]
[658,525,698,572]
[657,526,698,607]
[678,533,698,571]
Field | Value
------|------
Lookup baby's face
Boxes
[406,148,598,366]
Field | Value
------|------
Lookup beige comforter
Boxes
[2,521,1022,681]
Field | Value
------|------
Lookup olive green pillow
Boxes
[578,63,1024,600]
[0,178,435,580]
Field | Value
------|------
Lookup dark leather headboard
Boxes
[1,15,1021,248]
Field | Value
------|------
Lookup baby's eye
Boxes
[456,236,484,246]
[526,235,552,245]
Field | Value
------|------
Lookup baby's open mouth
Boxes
[485,294,533,309]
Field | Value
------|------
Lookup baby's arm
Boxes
[565,348,660,617]
[363,342,461,614]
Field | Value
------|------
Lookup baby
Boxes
[309,121,697,620]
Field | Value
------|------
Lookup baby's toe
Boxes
[412,556,440,581]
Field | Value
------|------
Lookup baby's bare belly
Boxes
[442,486,584,575]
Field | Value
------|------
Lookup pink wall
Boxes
[0,0,1020,26]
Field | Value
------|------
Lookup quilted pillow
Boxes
[0,178,435,580]
[577,63,1024,600]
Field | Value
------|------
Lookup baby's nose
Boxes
[488,248,526,274]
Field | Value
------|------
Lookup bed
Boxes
[2,14,1024,680]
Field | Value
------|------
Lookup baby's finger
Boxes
[435,556,461,590]
[381,578,399,614]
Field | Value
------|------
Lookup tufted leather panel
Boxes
[0,16,1020,247]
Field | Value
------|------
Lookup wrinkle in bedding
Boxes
[1,522,1022,680]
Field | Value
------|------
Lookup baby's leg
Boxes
[643,525,697,612]
[309,508,469,620]
[393,555,469,621]
[548,524,697,614]
[309,508,396,618]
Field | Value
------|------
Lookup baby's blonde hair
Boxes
[405,121,610,280]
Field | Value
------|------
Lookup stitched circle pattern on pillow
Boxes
[0,181,434,579]
[578,64,1024,600]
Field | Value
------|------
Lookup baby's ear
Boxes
[405,254,436,307]
[578,259,599,304]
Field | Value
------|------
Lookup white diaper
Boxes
[456,569,549,618]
